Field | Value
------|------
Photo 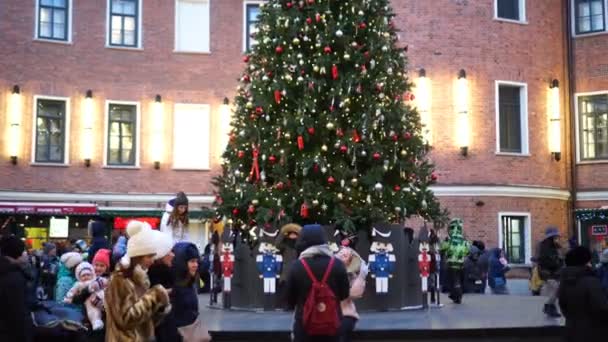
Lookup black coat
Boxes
[149,262,181,342]
[286,255,350,342]
[0,256,33,342]
[537,238,563,280]
[558,266,608,341]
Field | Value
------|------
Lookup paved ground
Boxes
[199,280,564,341]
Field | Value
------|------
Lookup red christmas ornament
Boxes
[215,196,223,205]
[394,185,401,192]
[243,55,250,63]
[267,71,273,77]
[352,130,361,143]
[313,163,319,173]
[237,150,245,158]
[275,46,284,54]
[373,152,381,160]
[392,133,399,142]
[332,64,339,80]
[269,155,277,164]
[297,135,305,150]
[274,90,282,104]
[248,205,255,215]
[300,203,309,218]
[242,74,250,83]
[324,46,332,54]
[306,17,312,24]
[359,22,367,29]
[431,173,438,181]
[286,2,293,8]
[403,92,415,101]
[336,128,344,137]
[340,145,348,153]
[364,51,370,59]
[361,65,367,73]
[307,127,315,135]
[276,182,285,190]
[229,133,236,142]
[307,0,314,4]
[327,176,336,184]
[256,106,264,114]
[404,132,412,140]
[329,104,335,112]
[315,13,321,22]
[232,208,239,216]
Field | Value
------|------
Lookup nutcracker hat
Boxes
[371,226,392,241]
[259,226,279,244]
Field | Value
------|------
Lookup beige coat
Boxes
[105,264,170,342]
[341,261,368,320]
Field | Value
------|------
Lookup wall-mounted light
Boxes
[82,90,94,167]
[455,69,470,156]
[218,97,232,162]
[8,85,22,165]
[151,94,164,169]
[416,68,432,146]
[548,79,561,161]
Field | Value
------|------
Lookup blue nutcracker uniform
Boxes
[369,251,396,293]
[256,252,282,293]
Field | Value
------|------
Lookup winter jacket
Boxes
[105,263,170,342]
[488,248,510,293]
[558,266,608,341]
[40,254,60,300]
[341,261,368,320]
[440,219,471,269]
[286,245,350,342]
[160,201,189,243]
[0,256,33,342]
[149,262,181,342]
[54,261,76,302]
[463,247,484,294]
[88,221,110,264]
[537,238,563,280]
[171,242,200,328]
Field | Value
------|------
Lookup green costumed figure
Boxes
[441,218,471,304]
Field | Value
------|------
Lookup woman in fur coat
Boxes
[105,221,171,342]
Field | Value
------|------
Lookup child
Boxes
[87,249,111,330]
[335,246,368,342]
[63,261,104,330]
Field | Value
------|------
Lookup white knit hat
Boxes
[126,220,157,258]
[152,230,174,260]
[60,251,83,270]
[75,261,94,281]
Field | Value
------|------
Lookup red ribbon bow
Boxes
[250,146,260,183]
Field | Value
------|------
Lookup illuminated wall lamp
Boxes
[548,79,561,162]
[151,94,164,169]
[82,90,94,167]
[416,68,432,146]
[9,85,22,165]
[455,69,470,157]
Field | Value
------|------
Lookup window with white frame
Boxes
[108,0,140,47]
[500,215,529,265]
[106,103,138,166]
[574,0,605,34]
[175,0,210,53]
[173,104,210,169]
[244,1,264,51]
[36,0,70,41]
[34,97,69,163]
[495,0,526,22]
[496,82,528,154]
[578,94,608,161]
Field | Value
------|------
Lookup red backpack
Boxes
[300,257,340,336]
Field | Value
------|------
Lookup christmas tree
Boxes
[214,0,447,242]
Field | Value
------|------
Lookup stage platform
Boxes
[200,290,564,341]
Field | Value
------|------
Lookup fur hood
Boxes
[105,264,170,342]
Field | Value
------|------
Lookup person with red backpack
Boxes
[286,224,350,342]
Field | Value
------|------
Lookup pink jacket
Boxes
[341,262,368,319]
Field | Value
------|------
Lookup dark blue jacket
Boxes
[87,221,109,264]
[149,262,181,342]
[172,242,200,328]
[488,248,509,289]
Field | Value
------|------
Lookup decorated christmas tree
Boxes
[214,0,448,243]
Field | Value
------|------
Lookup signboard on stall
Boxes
[591,225,608,237]
[0,203,97,215]
[25,227,48,250]
[49,217,69,238]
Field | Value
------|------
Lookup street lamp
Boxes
[82,90,94,167]
[548,79,561,161]
[9,85,22,165]
[151,94,164,169]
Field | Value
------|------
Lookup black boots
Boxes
[543,304,561,318]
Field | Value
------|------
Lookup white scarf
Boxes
[298,244,333,259]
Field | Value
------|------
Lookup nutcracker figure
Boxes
[418,225,432,307]
[220,235,235,308]
[368,227,396,294]
[256,227,282,310]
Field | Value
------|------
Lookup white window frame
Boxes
[493,0,527,24]
[495,81,529,156]
[105,0,143,50]
[172,103,211,170]
[571,0,608,37]
[174,0,211,54]
[574,90,608,164]
[31,95,71,165]
[103,100,141,168]
[242,0,266,52]
[34,0,73,44]
[498,212,532,265]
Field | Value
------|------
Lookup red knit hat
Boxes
[93,249,111,268]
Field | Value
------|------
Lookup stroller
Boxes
[32,301,89,342]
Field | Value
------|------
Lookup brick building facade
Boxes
[1,0,607,262]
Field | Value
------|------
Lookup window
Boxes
[175,0,210,53]
[578,94,608,161]
[244,2,263,51]
[575,0,605,34]
[108,0,140,47]
[173,104,210,169]
[107,103,138,166]
[34,98,68,164]
[37,0,70,41]
[495,0,525,22]
[496,82,528,154]
[501,215,527,265]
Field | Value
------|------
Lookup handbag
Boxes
[178,315,212,342]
